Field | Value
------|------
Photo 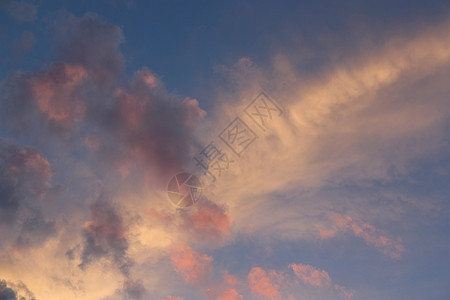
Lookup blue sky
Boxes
[0,1,449,300]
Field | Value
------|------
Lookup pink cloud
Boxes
[223,271,239,286]
[248,267,280,300]
[170,244,213,284]
[217,287,243,300]
[163,297,184,300]
[334,284,355,300]
[322,213,405,259]
[29,63,87,126]
[181,200,234,243]
[290,264,331,287]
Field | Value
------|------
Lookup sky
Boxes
[0,0,449,299]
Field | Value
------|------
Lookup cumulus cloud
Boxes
[216,288,242,300]
[0,139,56,249]
[0,13,206,186]
[55,12,125,85]
[179,200,233,244]
[247,267,280,300]
[144,198,234,249]
[0,280,16,300]
[0,280,35,300]
[78,200,132,276]
[170,244,213,284]
[28,62,88,127]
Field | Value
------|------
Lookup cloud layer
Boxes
[0,5,449,300]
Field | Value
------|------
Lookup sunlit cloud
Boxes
[0,3,449,300]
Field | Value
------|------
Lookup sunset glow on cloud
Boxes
[1,1,449,299]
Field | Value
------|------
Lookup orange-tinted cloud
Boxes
[170,244,213,284]
[248,267,280,300]
[163,297,184,300]
[290,264,331,287]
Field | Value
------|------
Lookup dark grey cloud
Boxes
[79,200,132,277]
[54,12,125,86]
[15,210,57,249]
[0,280,16,300]
[120,279,147,300]
[0,280,35,300]
[0,139,57,250]
[0,139,51,226]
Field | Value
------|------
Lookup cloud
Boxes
[319,213,405,259]
[1,13,207,187]
[170,244,213,284]
[15,210,57,249]
[205,19,450,266]
[290,264,331,288]
[290,263,355,298]
[143,198,234,249]
[0,280,16,300]
[247,267,280,300]
[334,284,355,300]
[180,199,233,244]
[12,31,35,57]
[0,6,449,300]
[78,200,132,277]
[55,12,125,85]
[216,287,242,300]
[203,271,243,300]
[119,279,147,300]
[0,139,56,250]
[246,264,354,299]
[0,280,35,300]
[94,66,206,184]
[2,0,38,22]
[28,62,88,127]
